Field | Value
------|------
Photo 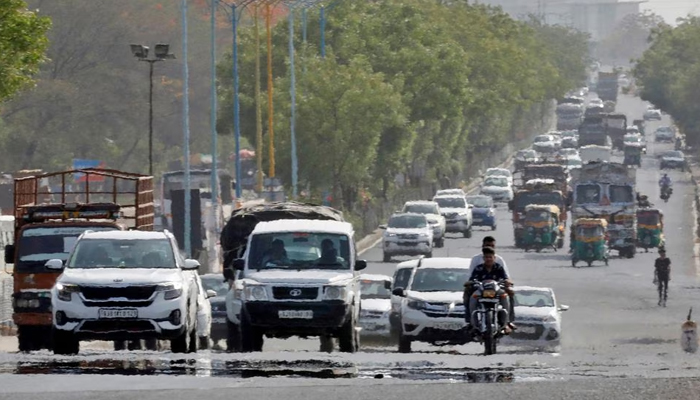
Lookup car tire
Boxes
[320,335,334,353]
[198,336,210,350]
[113,340,126,351]
[398,335,412,353]
[171,328,190,354]
[382,252,391,263]
[240,313,264,352]
[338,312,358,353]
[465,228,473,238]
[144,338,159,351]
[52,328,79,355]
[226,320,241,352]
[491,224,497,231]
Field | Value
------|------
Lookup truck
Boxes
[580,145,612,164]
[508,179,566,248]
[570,162,637,258]
[578,116,611,147]
[3,168,154,351]
[555,103,585,130]
[604,113,628,151]
[219,201,367,353]
[597,71,619,102]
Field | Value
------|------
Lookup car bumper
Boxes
[504,321,560,343]
[52,297,188,340]
[243,300,351,335]
[401,309,468,343]
[661,161,684,169]
[445,219,470,232]
[383,241,432,255]
[359,317,391,337]
[472,214,496,227]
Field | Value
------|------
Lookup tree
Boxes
[0,0,50,100]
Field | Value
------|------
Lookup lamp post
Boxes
[181,0,192,258]
[130,44,175,176]
[319,0,341,59]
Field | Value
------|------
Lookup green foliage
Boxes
[0,0,50,100]
[633,17,700,144]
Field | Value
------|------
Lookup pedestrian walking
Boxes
[654,248,671,307]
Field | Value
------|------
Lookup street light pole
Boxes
[319,0,340,58]
[181,0,192,258]
[288,5,298,198]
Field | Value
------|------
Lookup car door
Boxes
[391,266,414,319]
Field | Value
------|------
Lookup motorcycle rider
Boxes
[464,247,514,334]
[659,173,672,189]
[469,236,515,327]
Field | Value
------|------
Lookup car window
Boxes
[466,196,491,208]
[484,177,508,187]
[360,279,391,299]
[67,238,176,269]
[514,290,554,307]
[434,197,466,209]
[388,214,427,228]
[201,276,229,296]
[248,232,350,270]
[409,268,471,292]
[404,203,438,214]
[393,268,413,290]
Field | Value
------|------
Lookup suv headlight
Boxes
[56,283,79,302]
[407,300,428,310]
[542,314,557,323]
[323,286,346,300]
[418,232,429,238]
[244,285,268,301]
[156,282,183,300]
[384,232,397,237]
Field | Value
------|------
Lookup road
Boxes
[1,93,700,399]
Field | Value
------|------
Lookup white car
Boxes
[504,286,568,350]
[358,274,392,341]
[433,194,473,238]
[532,134,559,153]
[588,98,603,107]
[381,213,434,262]
[435,188,465,197]
[654,126,674,143]
[557,148,579,158]
[644,107,662,121]
[402,201,446,248]
[48,230,201,355]
[194,273,216,349]
[484,167,513,186]
[393,257,472,353]
[480,176,514,202]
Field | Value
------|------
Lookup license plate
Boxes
[519,326,536,334]
[434,322,463,330]
[278,310,313,319]
[98,308,138,319]
[212,317,226,324]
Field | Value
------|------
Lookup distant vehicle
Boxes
[480,176,514,202]
[588,98,604,107]
[358,274,393,341]
[402,201,446,248]
[623,133,647,154]
[557,148,579,158]
[585,105,604,118]
[626,126,640,135]
[381,213,434,262]
[514,149,539,171]
[579,145,611,164]
[659,150,686,171]
[532,134,559,154]
[561,137,578,149]
[596,71,618,102]
[466,195,497,230]
[200,274,228,348]
[644,108,662,121]
[485,168,513,186]
[435,188,464,197]
[433,195,473,238]
[654,126,674,143]
[504,286,568,351]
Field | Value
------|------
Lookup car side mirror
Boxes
[206,289,217,299]
[379,225,387,230]
[558,304,570,312]
[232,258,245,271]
[183,259,200,270]
[468,204,474,209]
[4,244,14,264]
[392,287,405,297]
[354,259,367,271]
[384,281,392,290]
[45,259,64,270]
[223,267,235,281]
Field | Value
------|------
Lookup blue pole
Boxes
[289,7,298,199]
[233,4,242,199]
[182,0,192,258]
[320,5,325,58]
[210,0,219,218]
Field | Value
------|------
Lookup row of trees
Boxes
[216,0,590,209]
[633,17,700,146]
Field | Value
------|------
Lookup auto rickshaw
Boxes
[521,204,564,252]
[636,208,664,252]
[571,218,609,267]
[623,143,642,167]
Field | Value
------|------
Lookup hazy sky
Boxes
[642,0,699,25]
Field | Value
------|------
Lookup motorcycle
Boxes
[469,279,510,355]
[660,184,673,203]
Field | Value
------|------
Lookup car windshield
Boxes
[576,225,603,237]
[66,238,176,269]
[360,280,391,299]
[514,192,563,211]
[624,136,641,143]
[484,177,508,187]
[409,268,471,292]
[404,204,438,214]
[610,185,634,203]
[576,184,601,204]
[559,149,577,156]
[656,127,672,133]
[534,136,551,143]
[248,232,350,270]
[664,151,683,158]
[388,214,427,229]
[638,213,660,225]
[487,169,510,178]
[466,196,491,208]
[18,226,118,263]
[201,276,229,296]
[526,210,551,222]
[515,290,555,307]
[434,197,466,209]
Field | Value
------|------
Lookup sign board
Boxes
[73,159,106,183]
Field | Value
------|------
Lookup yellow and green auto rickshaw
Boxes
[623,143,642,167]
[636,208,664,252]
[571,218,609,268]
[521,205,564,252]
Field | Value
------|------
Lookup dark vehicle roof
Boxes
[220,201,344,264]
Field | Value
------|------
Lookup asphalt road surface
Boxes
[2,92,700,399]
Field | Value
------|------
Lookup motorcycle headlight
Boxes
[323,286,346,300]
[244,285,268,301]
[407,300,428,310]
[56,283,79,302]
[156,282,183,300]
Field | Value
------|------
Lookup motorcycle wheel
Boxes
[483,312,496,356]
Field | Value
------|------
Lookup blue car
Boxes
[466,195,497,230]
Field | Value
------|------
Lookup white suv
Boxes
[392,257,472,353]
[381,213,433,262]
[48,230,201,355]
[433,195,473,238]
[402,201,446,247]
